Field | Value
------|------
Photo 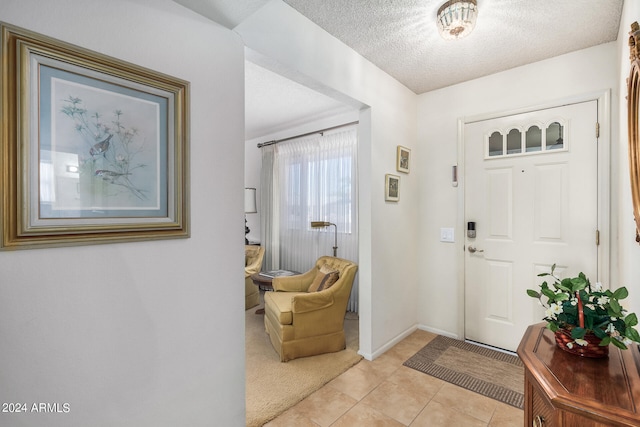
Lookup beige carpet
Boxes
[245,303,361,427]
[403,335,524,409]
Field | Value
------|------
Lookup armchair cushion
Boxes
[265,291,302,324]
[308,264,339,292]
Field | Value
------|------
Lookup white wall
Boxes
[417,43,620,337]
[236,0,420,358]
[0,1,246,426]
[616,2,640,321]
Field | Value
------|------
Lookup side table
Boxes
[251,273,276,292]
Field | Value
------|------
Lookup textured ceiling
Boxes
[173,0,624,138]
[282,0,623,94]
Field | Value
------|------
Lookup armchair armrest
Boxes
[244,246,264,277]
[272,270,315,292]
[291,291,334,314]
[245,262,261,277]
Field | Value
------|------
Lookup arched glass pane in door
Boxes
[507,128,522,154]
[488,131,503,156]
[546,122,564,150]
[526,125,542,152]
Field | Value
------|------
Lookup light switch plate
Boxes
[440,227,455,243]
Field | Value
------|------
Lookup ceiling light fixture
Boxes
[436,0,478,40]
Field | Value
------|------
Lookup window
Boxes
[281,131,356,235]
[485,120,566,158]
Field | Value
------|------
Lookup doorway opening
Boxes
[243,55,366,424]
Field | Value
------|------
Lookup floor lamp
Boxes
[245,188,257,244]
[310,221,337,257]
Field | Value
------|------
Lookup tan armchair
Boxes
[245,245,265,310]
[264,256,358,361]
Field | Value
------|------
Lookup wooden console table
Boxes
[517,323,640,426]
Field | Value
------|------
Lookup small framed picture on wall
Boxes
[385,174,400,202]
[396,145,410,173]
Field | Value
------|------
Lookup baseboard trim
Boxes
[417,324,459,339]
[359,324,462,361]
[360,324,419,361]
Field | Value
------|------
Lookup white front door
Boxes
[464,101,599,352]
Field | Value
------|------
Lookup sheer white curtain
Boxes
[260,127,359,312]
[260,144,279,271]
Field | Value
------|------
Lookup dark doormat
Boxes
[403,335,524,409]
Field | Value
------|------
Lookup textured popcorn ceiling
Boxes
[283,0,623,94]
[173,0,623,137]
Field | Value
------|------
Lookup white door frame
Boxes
[455,90,611,342]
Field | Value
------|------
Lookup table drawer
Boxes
[532,388,555,427]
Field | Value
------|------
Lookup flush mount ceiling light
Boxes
[437,0,478,40]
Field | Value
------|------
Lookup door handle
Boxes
[468,246,484,253]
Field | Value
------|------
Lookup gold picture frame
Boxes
[396,145,410,173]
[385,174,400,202]
[0,23,190,249]
[628,22,640,244]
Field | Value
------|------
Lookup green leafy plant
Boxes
[527,264,640,350]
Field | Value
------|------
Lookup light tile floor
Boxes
[265,330,523,427]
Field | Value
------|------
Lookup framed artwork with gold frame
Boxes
[0,23,190,249]
[628,22,640,244]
